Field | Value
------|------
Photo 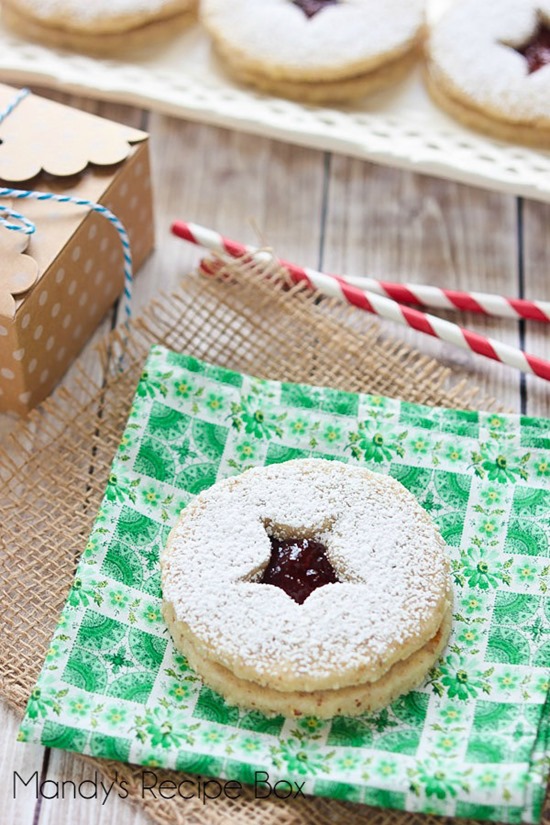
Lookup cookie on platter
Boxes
[200,0,425,103]
[425,0,550,147]
[2,0,197,53]
[161,459,453,718]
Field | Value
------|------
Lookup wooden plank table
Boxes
[1,87,549,825]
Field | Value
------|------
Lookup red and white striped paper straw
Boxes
[172,220,550,382]
[341,275,550,324]
[172,221,550,324]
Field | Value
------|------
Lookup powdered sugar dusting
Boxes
[162,459,451,691]
[429,0,550,123]
[201,0,424,77]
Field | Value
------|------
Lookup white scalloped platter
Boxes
[0,0,549,202]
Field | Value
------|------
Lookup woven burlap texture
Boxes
[1,256,548,825]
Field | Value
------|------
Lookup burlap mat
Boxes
[1,256,548,825]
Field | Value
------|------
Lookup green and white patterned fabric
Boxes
[20,346,550,822]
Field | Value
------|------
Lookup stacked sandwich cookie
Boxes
[161,459,453,719]
[3,0,197,52]
[425,0,550,147]
[200,0,425,103]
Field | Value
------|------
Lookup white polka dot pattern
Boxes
[0,142,154,413]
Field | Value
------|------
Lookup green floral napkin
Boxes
[20,346,550,823]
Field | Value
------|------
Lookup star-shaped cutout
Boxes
[514,16,550,74]
[292,0,338,20]
[259,533,339,604]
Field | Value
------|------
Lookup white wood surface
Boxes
[0,88,548,825]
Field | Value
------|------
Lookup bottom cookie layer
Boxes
[216,45,419,104]
[164,602,452,718]
[2,4,195,55]
[425,64,550,150]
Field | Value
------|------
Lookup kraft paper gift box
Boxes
[0,84,155,414]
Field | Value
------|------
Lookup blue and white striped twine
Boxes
[0,87,133,324]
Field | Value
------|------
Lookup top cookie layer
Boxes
[8,0,193,33]
[200,0,425,81]
[427,0,550,125]
[161,459,451,692]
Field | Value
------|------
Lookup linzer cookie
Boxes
[2,0,197,53]
[200,0,425,103]
[426,0,550,147]
[161,458,453,718]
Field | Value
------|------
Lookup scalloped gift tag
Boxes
[0,225,38,318]
[0,83,147,181]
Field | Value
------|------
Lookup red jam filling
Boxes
[292,0,338,19]
[516,21,550,74]
[260,536,339,604]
